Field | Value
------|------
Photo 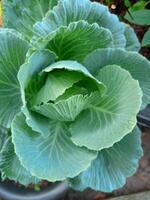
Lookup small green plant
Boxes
[125,0,150,47]
[0,0,150,193]
[124,0,132,8]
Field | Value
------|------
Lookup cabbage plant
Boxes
[0,0,150,193]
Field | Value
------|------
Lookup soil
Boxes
[3,180,52,192]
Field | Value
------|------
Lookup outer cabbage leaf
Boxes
[142,28,150,47]
[123,23,141,51]
[0,28,29,128]
[34,0,126,48]
[34,21,113,62]
[12,113,97,181]
[69,127,143,192]
[49,0,59,9]
[18,50,56,138]
[84,48,150,108]
[71,65,142,150]
[0,126,9,153]
[0,137,40,185]
[2,0,58,40]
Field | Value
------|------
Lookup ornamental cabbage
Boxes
[0,0,150,192]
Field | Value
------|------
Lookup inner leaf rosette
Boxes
[19,51,106,124]
[12,50,107,181]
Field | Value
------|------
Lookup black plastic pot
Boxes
[0,181,68,200]
[137,105,150,130]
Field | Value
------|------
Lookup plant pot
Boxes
[137,105,150,130]
[0,181,68,200]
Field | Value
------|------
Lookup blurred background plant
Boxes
[124,0,150,47]
[91,0,150,48]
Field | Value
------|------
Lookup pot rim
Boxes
[0,181,68,200]
[137,104,150,128]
